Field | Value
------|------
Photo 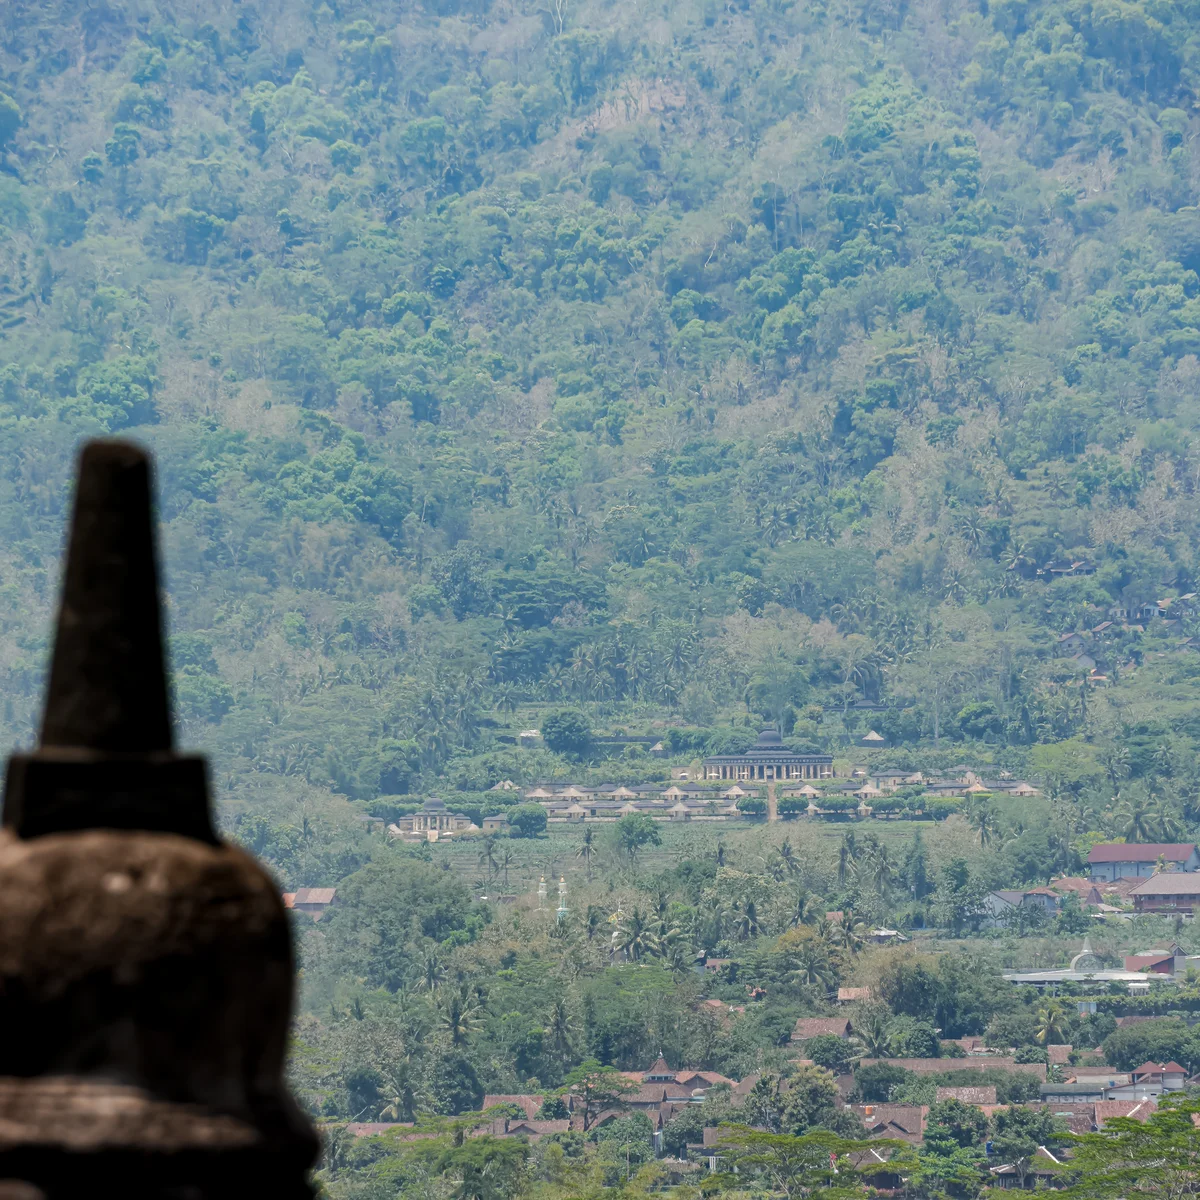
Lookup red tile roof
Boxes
[630,1083,694,1105]
[1094,1100,1156,1125]
[501,1119,570,1138]
[1125,955,1175,971]
[293,887,337,904]
[675,1070,734,1088]
[935,1087,996,1105]
[482,1094,543,1120]
[859,1057,1045,1076]
[346,1122,430,1138]
[1087,843,1196,863]
[1038,1104,1096,1135]
[853,1104,927,1144]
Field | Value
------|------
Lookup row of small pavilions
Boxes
[511,771,1040,805]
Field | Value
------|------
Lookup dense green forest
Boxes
[7,0,1200,816]
[8,0,1200,1195]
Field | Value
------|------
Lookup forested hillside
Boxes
[11,3,1200,1197]
[5,0,1200,833]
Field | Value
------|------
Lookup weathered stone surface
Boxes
[41,440,171,754]
[0,440,318,1197]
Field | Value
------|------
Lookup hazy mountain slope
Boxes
[2,0,1200,851]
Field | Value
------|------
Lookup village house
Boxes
[1049,877,1105,906]
[858,1057,1046,1078]
[989,1146,1063,1188]
[982,887,1060,927]
[837,987,872,1004]
[1041,1063,1183,1102]
[790,1017,853,1044]
[935,1087,997,1105]
[1129,872,1200,915]
[853,1104,926,1145]
[1124,952,1177,974]
[282,887,336,919]
[1086,842,1200,881]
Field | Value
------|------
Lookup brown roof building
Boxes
[1087,843,1200,881]
[1130,872,1200,914]
[282,887,337,919]
[837,987,872,1004]
[853,1104,927,1145]
[858,1057,1046,1077]
[1049,877,1105,906]
[935,1087,997,1105]
[482,1095,544,1120]
[790,1017,852,1043]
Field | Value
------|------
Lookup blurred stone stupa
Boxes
[0,440,318,1198]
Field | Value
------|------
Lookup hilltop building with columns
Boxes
[702,728,834,782]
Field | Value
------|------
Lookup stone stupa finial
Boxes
[4,440,215,844]
[0,438,318,1198]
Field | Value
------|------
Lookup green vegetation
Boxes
[9,0,1200,1195]
[6,0,1200,835]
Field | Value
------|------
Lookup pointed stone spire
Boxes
[42,439,171,751]
[3,439,215,843]
[0,438,317,1195]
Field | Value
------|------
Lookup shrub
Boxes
[542,709,593,757]
[508,804,548,838]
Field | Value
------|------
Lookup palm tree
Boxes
[850,1006,891,1059]
[837,835,857,886]
[1154,798,1185,841]
[861,844,893,897]
[965,800,996,847]
[781,886,820,928]
[778,839,799,877]
[439,985,480,1048]
[1035,1001,1068,1046]
[478,835,499,879]
[761,854,788,883]
[419,947,446,992]
[830,913,867,956]
[618,907,659,961]
[813,916,836,945]
[1100,745,1131,790]
[1116,794,1155,843]
[494,683,520,715]
[585,904,603,941]
[787,942,835,993]
[545,996,576,1068]
[498,847,517,890]
[576,828,596,880]
[664,941,693,979]
[731,900,760,941]
[1152,740,1178,780]
[378,1060,420,1121]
